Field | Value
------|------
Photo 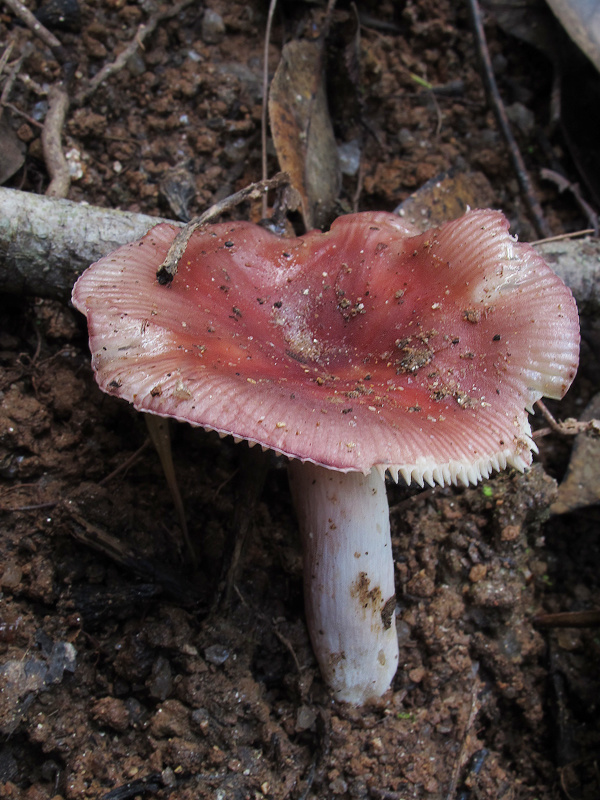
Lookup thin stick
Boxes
[273,627,303,674]
[533,610,600,628]
[531,229,595,246]
[41,84,70,198]
[0,41,14,78]
[75,0,196,105]
[535,399,599,436]
[98,438,151,487]
[156,172,289,284]
[2,100,43,128]
[540,167,599,235]
[261,0,278,219]
[0,42,30,117]
[531,426,552,440]
[7,501,57,512]
[352,157,365,213]
[145,416,196,570]
[67,507,202,604]
[6,441,152,511]
[466,0,551,239]
[2,0,66,62]
[445,665,481,800]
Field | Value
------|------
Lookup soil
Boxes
[1,1,599,799]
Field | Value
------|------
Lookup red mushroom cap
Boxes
[72,209,580,486]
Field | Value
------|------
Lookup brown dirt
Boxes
[1,1,599,799]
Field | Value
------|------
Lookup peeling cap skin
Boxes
[72,208,580,704]
[72,209,580,487]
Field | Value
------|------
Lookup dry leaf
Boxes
[0,116,26,185]
[268,39,340,229]
[393,170,495,231]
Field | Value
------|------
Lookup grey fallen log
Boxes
[0,186,599,315]
[535,238,600,322]
[0,187,179,302]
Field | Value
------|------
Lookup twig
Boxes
[156,172,290,284]
[540,168,599,236]
[296,759,317,800]
[0,41,14,78]
[42,84,70,198]
[559,759,599,800]
[145,415,196,569]
[7,500,57,512]
[445,664,481,799]
[533,610,600,628]
[531,228,596,246]
[75,0,196,105]
[0,41,31,120]
[17,71,47,96]
[98,438,152,487]
[273,626,303,674]
[2,100,43,128]
[466,0,551,239]
[531,426,553,440]
[100,773,163,800]
[2,0,66,63]
[66,505,203,604]
[229,586,306,674]
[411,75,444,137]
[6,440,152,512]
[535,400,600,437]
[261,0,278,219]
[352,157,364,213]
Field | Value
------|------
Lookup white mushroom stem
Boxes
[288,461,399,704]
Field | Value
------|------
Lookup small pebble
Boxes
[204,644,229,665]
[469,564,487,583]
[295,705,317,732]
[337,140,361,176]
[202,9,225,44]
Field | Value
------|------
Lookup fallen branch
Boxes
[0,187,179,300]
[0,187,598,311]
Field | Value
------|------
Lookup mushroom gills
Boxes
[289,461,399,704]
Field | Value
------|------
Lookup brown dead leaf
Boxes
[268,39,340,230]
[394,170,495,231]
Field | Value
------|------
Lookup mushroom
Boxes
[72,209,580,704]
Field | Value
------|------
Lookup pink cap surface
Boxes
[72,209,580,486]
